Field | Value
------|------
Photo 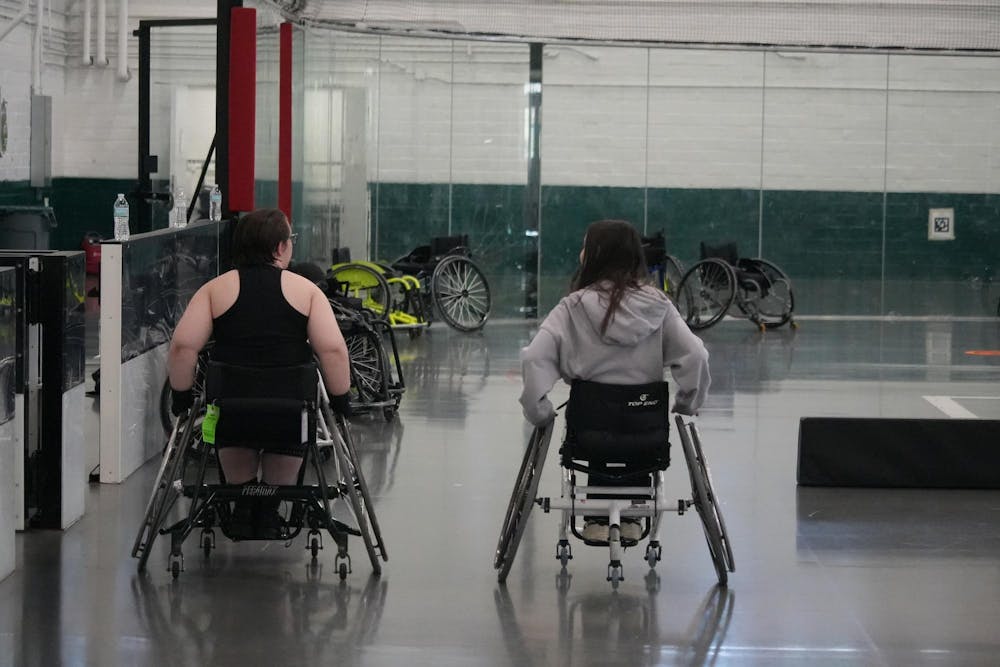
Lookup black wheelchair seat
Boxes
[561,380,670,477]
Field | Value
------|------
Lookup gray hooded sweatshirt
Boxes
[520,284,710,425]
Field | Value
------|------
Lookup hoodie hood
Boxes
[570,285,669,346]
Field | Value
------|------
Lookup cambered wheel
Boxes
[737,258,794,329]
[676,259,736,330]
[326,405,386,573]
[676,416,734,586]
[330,264,393,321]
[133,404,200,572]
[689,422,735,573]
[495,423,553,583]
[345,331,387,410]
[431,255,491,332]
[663,255,685,305]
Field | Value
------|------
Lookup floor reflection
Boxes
[494,577,734,667]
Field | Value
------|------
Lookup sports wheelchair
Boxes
[327,235,492,335]
[329,294,405,422]
[132,361,388,580]
[676,241,796,331]
[494,381,734,588]
[641,231,685,304]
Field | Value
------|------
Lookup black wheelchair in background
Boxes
[641,231,686,304]
[676,242,796,331]
[495,381,734,589]
[133,361,387,580]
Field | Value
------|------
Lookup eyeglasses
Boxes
[288,233,298,245]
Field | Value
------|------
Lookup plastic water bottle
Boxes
[113,193,130,241]
[172,187,188,228]
[209,184,222,221]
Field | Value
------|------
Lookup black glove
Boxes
[330,392,353,418]
[170,388,195,416]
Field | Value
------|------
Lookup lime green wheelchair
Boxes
[328,235,492,335]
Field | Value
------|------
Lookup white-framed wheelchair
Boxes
[131,360,388,580]
[494,381,734,588]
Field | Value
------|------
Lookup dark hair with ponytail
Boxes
[570,219,648,335]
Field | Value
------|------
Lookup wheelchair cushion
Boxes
[562,380,670,472]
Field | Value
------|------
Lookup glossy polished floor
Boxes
[2,317,1000,666]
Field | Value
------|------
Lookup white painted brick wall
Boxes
[4,7,1000,197]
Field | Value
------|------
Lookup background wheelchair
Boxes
[328,235,493,335]
[494,382,734,589]
[132,361,388,580]
[676,242,796,331]
[641,231,685,305]
[328,292,405,422]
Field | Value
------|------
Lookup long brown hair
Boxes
[570,219,648,335]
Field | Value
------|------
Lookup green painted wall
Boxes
[373,182,1000,318]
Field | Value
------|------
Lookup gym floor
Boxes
[2,317,1000,666]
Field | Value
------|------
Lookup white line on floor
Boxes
[923,395,979,419]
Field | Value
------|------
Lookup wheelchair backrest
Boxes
[700,241,739,266]
[430,234,469,258]
[205,361,318,402]
[641,231,666,267]
[563,380,670,469]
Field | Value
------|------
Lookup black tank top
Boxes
[211,265,312,367]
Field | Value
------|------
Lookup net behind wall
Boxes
[261,1,1000,53]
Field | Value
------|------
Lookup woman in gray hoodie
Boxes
[519,219,711,540]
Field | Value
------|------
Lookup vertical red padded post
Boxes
[228,7,256,212]
[278,22,292,220]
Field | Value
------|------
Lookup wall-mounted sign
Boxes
[928,208,955,241]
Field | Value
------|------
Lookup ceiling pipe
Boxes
[0,0,30,44]
[116,0,129,80]
[82,0,93,65]
[96,0,108,65]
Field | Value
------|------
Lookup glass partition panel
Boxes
[539,46,650,315]
[760,52,888,316]
[255,27,281,217]
[646,49,764,276]
[450,41,530,319]
[884,55,1000,317]
[63,253,86,391]
[300,30,380,267]
[373,36,455,264]
[148,26,217,231]
[120,223,220,362]
[0,268,14,426]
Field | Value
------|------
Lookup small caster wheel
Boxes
[171,561,180,579]
[758,322,766,333]
[607,561,624,588]
[791,320,800,330]
[201,530,215,558]
[310,537,321,561]
[338,562,348,580]
[645,541,661,568]
[555,539,573,567]
[383,407,395,422]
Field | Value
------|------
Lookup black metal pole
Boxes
[523,43,543,319]
[217,0,241,220]
[136,23,151,233]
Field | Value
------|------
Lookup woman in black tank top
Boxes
[167,208,351,535]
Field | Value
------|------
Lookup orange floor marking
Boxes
[964,350,1000,356]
